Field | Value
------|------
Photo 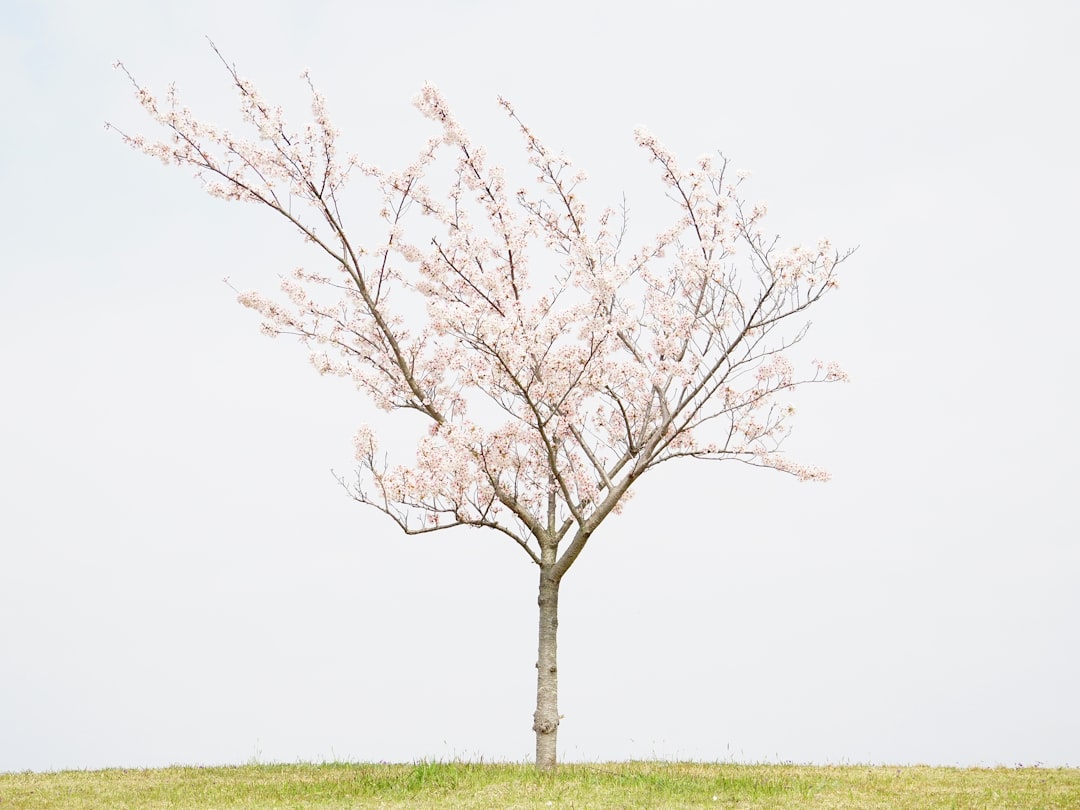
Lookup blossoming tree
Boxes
[110,46,851,770]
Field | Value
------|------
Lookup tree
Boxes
[109,45,851,770]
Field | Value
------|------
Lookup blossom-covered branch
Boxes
[110,57,851,566]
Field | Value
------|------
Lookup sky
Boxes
[1,0,1078,773]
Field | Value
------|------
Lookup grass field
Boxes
[2,761,1078,809]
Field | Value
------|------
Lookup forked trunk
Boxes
[533,566,560,770]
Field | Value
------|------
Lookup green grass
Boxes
[1,761,1077,809]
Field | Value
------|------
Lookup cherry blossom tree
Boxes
[109,45,851,770]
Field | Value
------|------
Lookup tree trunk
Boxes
[533,565,560,770]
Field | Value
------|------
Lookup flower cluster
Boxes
[112,60,850,565]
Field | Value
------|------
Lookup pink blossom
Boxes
[113,58,851,549]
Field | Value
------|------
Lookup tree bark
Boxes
[533,565,560,770]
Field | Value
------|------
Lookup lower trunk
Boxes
[533,566,560,770]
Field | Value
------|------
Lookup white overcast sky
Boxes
[2,0,1078,773]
